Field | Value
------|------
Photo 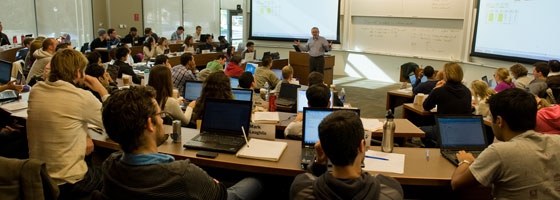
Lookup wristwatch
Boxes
[458,160,472,166]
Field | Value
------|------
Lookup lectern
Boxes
[288,51,334,86]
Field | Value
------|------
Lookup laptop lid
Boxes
[232,88,253,102]
[278,83,300,100]
[420,76,428,83]
[0,60,13,84]
[436,115,488,151]
[230,77,239,88]
[244,52,255,62]
[201,98,252,136]
[297,88,333,113]
[184,80,203,101]
[272,69,283,80]
[302,108,361,148]
[245,63,257,74]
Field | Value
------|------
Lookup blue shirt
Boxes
[299,36,331,57]
[171,31,182,41]
[121,152,175,166]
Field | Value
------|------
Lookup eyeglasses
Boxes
[154,111,169,119]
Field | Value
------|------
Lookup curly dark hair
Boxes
[193,71,232,121]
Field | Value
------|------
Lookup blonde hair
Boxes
[48,49,87,82]
[495,68,512,84]
[471,80,495,100]
[443,62,463,83]
[281,65,293,79]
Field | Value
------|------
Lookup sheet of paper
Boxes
[361,118,383,131]
[0,101,28,111]
[11,110,27,118]
[363,150,405,174]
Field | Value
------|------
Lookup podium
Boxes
[289,51,334,86]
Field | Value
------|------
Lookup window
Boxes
[0,0,37,44]
[35,0,93,46]
[143,0,183,41]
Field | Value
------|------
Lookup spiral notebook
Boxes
[236,138,287,161]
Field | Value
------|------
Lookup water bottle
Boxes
[264,82,270,101]
[381,110,396,153]
[12,36,17,45]
[20,35,24,46]
[339,88,346,104]
[144,69,150,85]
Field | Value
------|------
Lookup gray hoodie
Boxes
[26,49,53,84]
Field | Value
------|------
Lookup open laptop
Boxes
[436,115,489,166]
[272,69,283,80]
[245,63,257,74]
[184,80,203,101]
[301,108,360,169]
[244,52,255,62]
[183,98,252,153]
[482,75,497,89]
[232,88,253,102]
[276,83,301,106]
[230,77,239,88]
[0,60,12,84]
[297,88,334,112]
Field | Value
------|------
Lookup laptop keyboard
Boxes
[301,147,315,166]
[444,151,482,163]
[276,98,294,106]
[193,134,244,146]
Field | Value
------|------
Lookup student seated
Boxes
[142,36,157,61]
[470,80,495,117]
[493,68,515,92]
[115,47,141,84]
[290,111,403,199]
[192,71,233,123]
[239,71,267,111]
[273,65,296,95]
[284,84,331,140]
[224,55,244,78]
[206,54,227,71]
[172,53,198,96]
[155,37,170,55]
[85,63,116,101]
[182,35,195,53]
[198,34,214,52]
[509,64,531,89]
[412,65,438,95]
[97,86,262,199]
[254,56,280,89]
[535,97,560,135]
[154,54,171,69]
[451,88,560,199]
[527,62,550,97]
[148,65,193,126]
[241,41,256,61]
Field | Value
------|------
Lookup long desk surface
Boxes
[89,127,453,186]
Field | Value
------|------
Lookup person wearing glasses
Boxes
[148,65,193,126]
[97,86,262,199]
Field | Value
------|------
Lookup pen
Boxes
[365,155,388,161]
[241,126,250,148]
[426,149,430,161]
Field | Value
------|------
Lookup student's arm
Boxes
[422,88,438,111]
[451,150,480,190]
[121,64,141,84]
[165,98,191,126]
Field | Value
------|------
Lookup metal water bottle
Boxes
[381,110,395,153]
[171,120,181,143]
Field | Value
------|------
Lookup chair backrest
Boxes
[0,157,60,200]
[548,87,560,104]
[80,43,89,53]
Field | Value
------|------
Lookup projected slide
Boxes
[250,0,339,41]
[472,0,560,62]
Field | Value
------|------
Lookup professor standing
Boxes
[294,27,332,74]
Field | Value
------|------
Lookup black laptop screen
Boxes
[437,117,487,148]
[201,99,252,135]
[0,60,12,84]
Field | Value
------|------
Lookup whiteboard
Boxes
[350,17,464,60]
[351,0,467,19]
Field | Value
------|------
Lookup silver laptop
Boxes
[183,98,252,154]
[436,115,489,166]
[184,80,203,101]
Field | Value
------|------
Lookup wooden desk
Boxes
[89,127,454,186]
[289,51,334,85]
[0,47,24,62]
[386,89,414,113]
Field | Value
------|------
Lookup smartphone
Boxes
[196,150,218,159]
[16,71,23,85]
